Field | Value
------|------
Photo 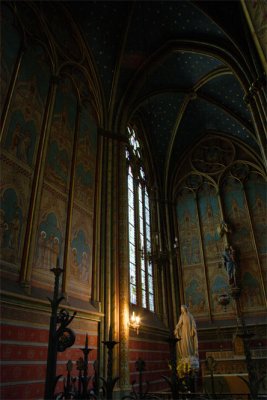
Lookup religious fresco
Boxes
[0,158,31,268]
[1,4,21,113]
[70,231,90,281]
[3,45,50,167]
[240,260,265,310]
[44,78,76,192]
[0,41,50,272]
[74,106,97,209]
[245,173,267,255]
[0,188,23,264]
[198,183,224,263]
[177,190,202,266]
[183,271,208,315]
[176,140,266,319]
[35,213,63,270]
[222,177,254,255]
[68,207,93,300]
[32,187,66,284]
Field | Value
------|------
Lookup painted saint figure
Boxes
[222,245,237,286]
[174,305,199,359]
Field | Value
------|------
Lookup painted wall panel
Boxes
[32,187,67,287]
[245,173,267,255]
[44,78,76,192]
[177,189,202,266]
[176,137,266,320]
[0,163,31,269]
[183,268,208,315]
[222,178,254,255]
[3,45,50,167]
[1,5,21,112]
[74,106,97,211]
[198,183,222,263]
[68,206,93,301]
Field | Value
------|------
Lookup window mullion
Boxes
[126,125,155,312]
[142,185,149,309]
[134,177,142,307]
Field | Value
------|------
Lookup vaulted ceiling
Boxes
[63,1,261,192]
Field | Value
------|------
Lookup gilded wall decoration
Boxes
[198,183,223,263]
[0,163,31,268]
[74,106,97,210]
[240,262,265,310]
[184,272,208,315]
[68,207,93,301]
[176,136,267,318]
[4,46,50,167]
[32,187,66,286]
[245,173,267,255]
[177,190,202,266]
[0,188,23,264]
[222,178,254,255]
[35,213,63,270]
[44,78,76,192]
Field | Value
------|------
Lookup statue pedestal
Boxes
[177,356,200,393]
[178,356,199,370]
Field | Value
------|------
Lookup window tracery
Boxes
[126,125,154,311]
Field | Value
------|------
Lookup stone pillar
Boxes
[118,140,131,394]
[98,129,130,395]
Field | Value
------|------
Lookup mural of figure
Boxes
[8,210,20,251]
[81,251,89,281]
[36,230,47,268]
[174,305,199,359]
[10,123,22,156]
[43,234,53,268]
[18,130,31,163]
[9,123,31,164]
[222,245,237,286]
[0,209,8,246]
[51,236,60,268]
[71,248,78,278]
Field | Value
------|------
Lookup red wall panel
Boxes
[0,306,99,400]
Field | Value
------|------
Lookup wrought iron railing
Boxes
[43,261,265,400]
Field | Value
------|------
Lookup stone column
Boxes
[98,129,130,395]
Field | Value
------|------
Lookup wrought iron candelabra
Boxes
[44,261,76,400]
[204,356,219,400]
[100,326,120,400]
[162,335,180,400]
[140,236,178,270]
[78,334,94,398]
[55,334,98,399]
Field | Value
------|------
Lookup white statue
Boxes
[174,305,199,362]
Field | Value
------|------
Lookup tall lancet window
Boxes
[126,126,154,311]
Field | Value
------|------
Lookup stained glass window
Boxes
[126,126,154,311]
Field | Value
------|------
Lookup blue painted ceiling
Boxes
[66,1,259,186]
